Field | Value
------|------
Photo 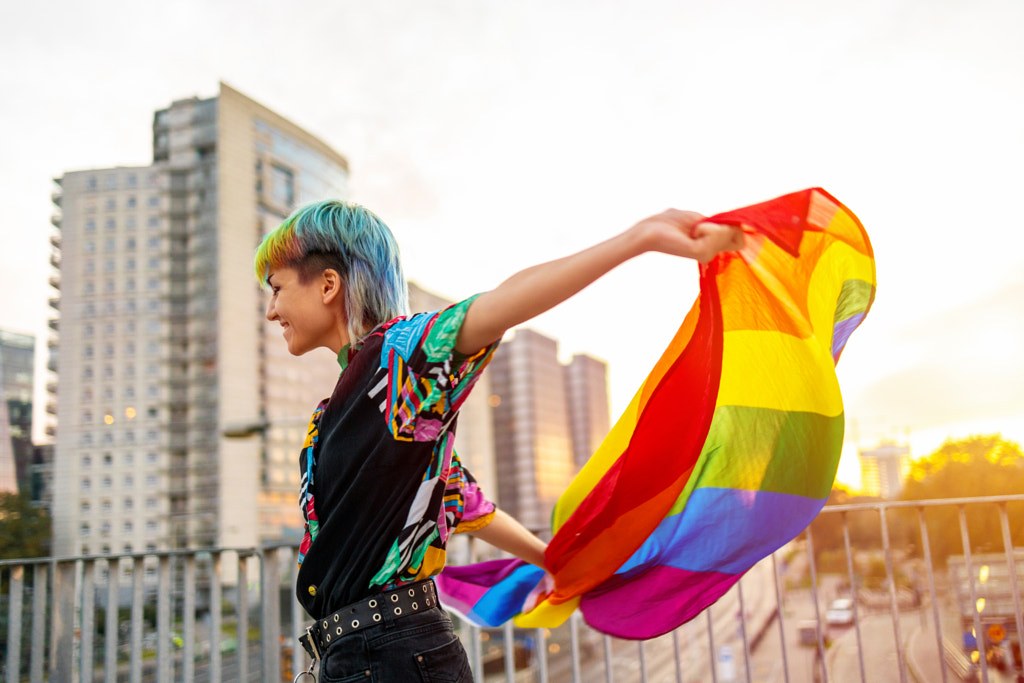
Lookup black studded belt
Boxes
[299,579,439,661]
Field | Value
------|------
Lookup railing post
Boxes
[805,527,828,683]
[917,507,949,683]
[238,553,250,683]
[261,546,282,683]
[81,560,96,683]
[130,556,144,683]
[31,563,46,683]
[771,552,791,683]
[878,505,908,683]
[841,512,867,683]
[157,555,171,683]
[183,555,197,683]
[958,505,990,683]
[998,504,1024,681]
[51,559,75,682]
[210,551,223,683]
[105,559,118,683]
[6,565,24,683]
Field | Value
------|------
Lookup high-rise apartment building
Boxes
[564,353,610,472]
[0,330,35,495]
[858,442,911,499]
[49,83,349,556]
[489,328,609,534]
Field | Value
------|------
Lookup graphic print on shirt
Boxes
[297,399,327,567]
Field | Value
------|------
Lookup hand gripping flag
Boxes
[437,188,875,639]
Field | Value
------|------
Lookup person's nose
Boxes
[266,298,277,321]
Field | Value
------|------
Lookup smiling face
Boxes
[265,266,349,355]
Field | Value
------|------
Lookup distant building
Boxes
[49,83,349,557]
[0,330,35,496]
[489,328,609,535]
[858,442,911,498]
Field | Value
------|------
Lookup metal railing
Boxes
[2,494,1022,682]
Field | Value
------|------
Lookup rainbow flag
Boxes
[438,188,875,639]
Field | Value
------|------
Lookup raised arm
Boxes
[455,210,743,355]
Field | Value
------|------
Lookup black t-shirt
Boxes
[295,298,499,619]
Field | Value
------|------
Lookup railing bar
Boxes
[105,559,118,683]
[638,640,648,683]
[570,612,582,683]
[879,506,908,683]
[672,630,684,683]
[468,623,483,681]
[818,493,1024,513]
[30,563,46,683]
[841,512,867,683]
[502,620,515,682]
[771,552,791,683]
[292,548,309,680]
[81,560,96,683]
[958,505,989,683]
[184,555,197,683]
[210,552,223,683]
[806,527,829,683]
[260,548,282,682]
[536,626,549,683]
[157,555,172,683]
[706,607,718,683]
[7,566,24,683]
[238,554,249,683]
[603,634,613,683]
[131,556,144,683]
[917,507,950,683]
[52,560,75,681]
[737,579,752,683]
[998,504,1024,682]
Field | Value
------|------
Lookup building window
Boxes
[123,453,133,466]
[82,366,93,380]
[100,522,110,536]
[147,196,159,207]
[82,454,91,467]
[123,475,133,488]
[125,216,137,230]
[270,164,296,209]
[104,259,115,272]
[85,240,95,253]
[124,521,133,534]
[124,497,133,510]
[126,196,136,209]
[105,280,115,294]
[145,475,157,488]
[145,520,157,533]
[146,497,157,509]
[82,410,92,423]
[105,176,117,190]
[81,478,91,491]
[101,499,111,512]
[105,218,116,231]
[104,239,115,253]
[103,366,114,379]
[87,176,97,191]
[102,476,112,489]
[147,217,159,228]
[125,300,136,314]
[146,452,158,464]
[126,174,137,188]
[125,342,135,356]
[84,282,94,295]
[80,501,90,513]
[85,220,96,233]
[81,523,90,536]
[83,345,93,358]
[102,453,112,466]
[125,364,135,377]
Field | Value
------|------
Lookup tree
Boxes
[0,492,51,560]
[898,434,1024,564]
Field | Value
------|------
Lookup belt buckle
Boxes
[299,625,321,661]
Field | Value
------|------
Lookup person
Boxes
[254,200,743,682]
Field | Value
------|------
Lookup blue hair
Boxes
[254,200,408,340]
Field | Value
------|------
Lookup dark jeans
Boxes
[318,605,473,682]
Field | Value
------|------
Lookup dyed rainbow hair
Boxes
[254,200,408,341]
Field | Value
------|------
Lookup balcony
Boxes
[49,234,61,250]
[50,213,62,228]
[51,191,62,207]
[1,495,1022,682]
[49,253,60,269]
[48,296,59,311]
[48,275,60,290]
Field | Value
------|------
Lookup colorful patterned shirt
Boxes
[295,295,498,618]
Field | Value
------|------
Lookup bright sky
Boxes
[2,0,1022,489]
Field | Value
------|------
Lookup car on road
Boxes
[826,598,855,626]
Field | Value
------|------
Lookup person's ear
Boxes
[321,269,343,305]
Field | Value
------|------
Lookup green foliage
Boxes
[900,434,1024,564]
[0,492,51,560]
